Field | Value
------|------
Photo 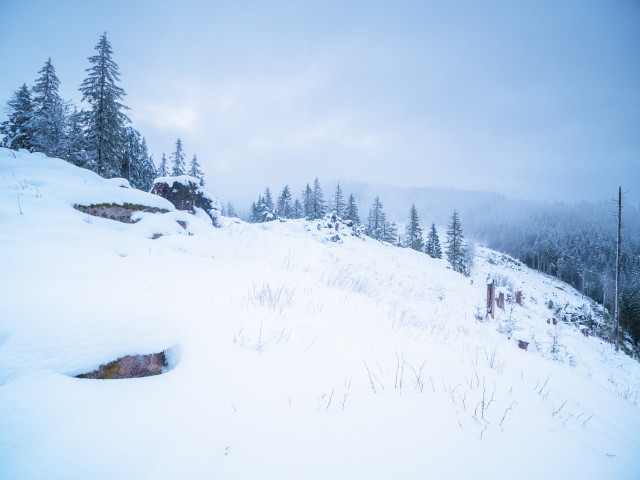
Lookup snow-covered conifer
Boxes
[171,138,186,176]
[188,153,204,186]
[0,84,35,151]
[80,32,130,177]
[445,210,466,274]
[425,222,442,259]
[344,194,360,225]
[302,184,313,219]
[311,177,325,220]
[404,204,424,251]
[276,185,293,219]
[158,153,168,177]
[331,183,346,218]
[30,58,67,157]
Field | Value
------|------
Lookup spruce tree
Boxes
[366,196,385,240]
[0,84,35,150]
[188,153,204,186]
[293,198,303,219]
[445,210,466,273]
[158,153,168,177]
[425,222,442,259]
[404,204,424,251]
[171,138,186,176]
[302,184,313,219]
[276,185,293,219]
[80,32,130,177]
[263,187,274,214]
[344,194,360,224]
[331,183,346,217]
[31,58,66,157]
[65,106,88,167]
[312,177,326,220]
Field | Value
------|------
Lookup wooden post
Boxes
[515,291,522,305]
[498,292,505,310]
[615,186,621,352]
[487,281,495,319]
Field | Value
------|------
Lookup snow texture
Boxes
[0,148,639,479]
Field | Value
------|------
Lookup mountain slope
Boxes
[0,148,638,479]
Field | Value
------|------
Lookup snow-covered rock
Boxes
[151,175,221,225]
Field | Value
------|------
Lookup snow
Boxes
[1,148,639,479]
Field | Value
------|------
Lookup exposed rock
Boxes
[75,203,169,224]
[76,352,167,379]
[150,175,220,226]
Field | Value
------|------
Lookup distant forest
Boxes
[244,181,640,347]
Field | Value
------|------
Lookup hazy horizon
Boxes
[1,0,638,206]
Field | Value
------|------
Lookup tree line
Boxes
[243,178,470,274]
[0,32,205,191]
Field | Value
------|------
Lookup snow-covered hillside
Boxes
[1,148,639,480]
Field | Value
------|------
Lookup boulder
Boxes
[151,175,220,225]
[75,203,169,223]
[76,352,167,379]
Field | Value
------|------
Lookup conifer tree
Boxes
[263,187,274,214]
[404,204,424,251]
[171,138,186,176]
[366,196,385,240]
[0,84,35,150]
[31,58,67,157]
[158,153,168,177]
[293,198,303,219]
[302,184,313,219]
[344,194,360,224]
[445,210,466,273]
[122,126,143,185]
[331,183,346,217]
[136,138,156,191]
[425,222,442,259]
[188,153,204,186]
[65,106,88,167]
[312,177,326,220]
[276,185,293,219]
[80,32,130,177]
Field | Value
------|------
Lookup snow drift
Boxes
[0,148,639,480]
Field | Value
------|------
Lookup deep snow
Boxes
[0,148,639,479]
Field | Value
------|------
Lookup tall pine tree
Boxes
[0,84,34,150]
[404,204,424,251]
[31,58,67,157]
[425,222,442,259]
[302,184,313,219]
[331,183,346,217]
[366,196,385,240]
[80,32,130,178]
[311,177,325,220]
[344,193,360,224]
[171,138,186,176]
[188,153,204,185]
[445,210,466,274]
[276,185,293,219]
[158,153,168,177]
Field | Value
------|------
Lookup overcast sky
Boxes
[1,0,638,207]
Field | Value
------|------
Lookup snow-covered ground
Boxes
[1,148,639,479]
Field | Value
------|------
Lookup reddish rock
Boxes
[77,352,167,379]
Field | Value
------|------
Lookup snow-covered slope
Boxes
[1,148,639,480]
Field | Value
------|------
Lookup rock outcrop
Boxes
[76,352,167,379]
[150,175,220,226]
[75,203,168,223]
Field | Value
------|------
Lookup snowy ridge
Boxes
[0,149,639,480]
